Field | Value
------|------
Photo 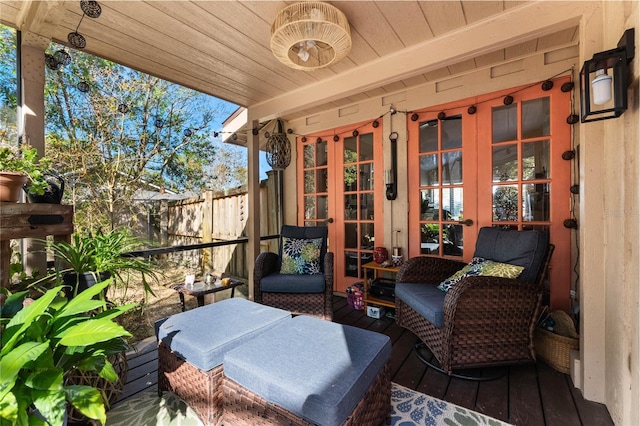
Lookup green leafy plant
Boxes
[46,229,161,298]
[0,144,52,195]
[0,279,137,425]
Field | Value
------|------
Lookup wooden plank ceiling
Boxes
[0,1,580,123]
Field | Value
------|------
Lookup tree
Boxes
[43,43,242,230]
[0,24,17,146]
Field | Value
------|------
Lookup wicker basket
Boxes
[347,292,364,310]
[534,328,579,374]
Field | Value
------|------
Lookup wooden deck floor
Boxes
[117,296,613,425]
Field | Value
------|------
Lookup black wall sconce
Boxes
[580,28,635,123]
[386,131,398,200]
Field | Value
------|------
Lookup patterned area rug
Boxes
[107,383,511,425]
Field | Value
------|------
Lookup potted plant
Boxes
[47,228,160,299]
[0,144,52,202]
[0,279,137,425]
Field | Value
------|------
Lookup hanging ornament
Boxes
[80,0,102,18]
[265,119,292,170]
[183,128,193,137]
[77,81,90,92]
[45,54,61,70]
[54,49,71,67]
[68,32,87,49]
[117,103,130,113]
[155,118,164,128]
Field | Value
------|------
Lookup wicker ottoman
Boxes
[222,315,392,426]
[156,298,291,426]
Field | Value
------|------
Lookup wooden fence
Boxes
[163,171,281,280]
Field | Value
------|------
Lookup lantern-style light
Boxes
[580,28,635,123]
[265,119,292,170]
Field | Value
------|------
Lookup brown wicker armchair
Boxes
[254,225,334,321]
[395,227,553,379]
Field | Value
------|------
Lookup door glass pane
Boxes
[421,224,440,254]
[344,136,357,162]
[360,193,374,220]
[493,144,518,182]
[523,183,550,221]
[442,116,462,150]
[344,165,357,191]
[359,133,374,161]
[317,196,328,219]
[316,169,328,192]
[420,154,439,186]
[304,196,315,219]
[442,187,463,220]
[345,251,359,277]
[304,144,314,168]
[522,97,550,139]
[316,140,328,166]
[360,223,374,249]
[442,151,462,185]
[443,224,464,256]
[344,194,357,220]
[492,104,517,143]
[493,184,519,221]
[344,223,357,249]
[359,163,373,190]
[420,189,438,220]
[304,170,315,193]
[522,140,550,180]
[443,224,463,257]
[419,120,438,152]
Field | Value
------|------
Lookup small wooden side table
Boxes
[171,279,244,311]
[362,261,400,310]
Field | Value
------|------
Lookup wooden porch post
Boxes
[247,116,260,301]
[20,32,49,277]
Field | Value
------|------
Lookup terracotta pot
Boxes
[373,247,388,264]
[0,172,28,202]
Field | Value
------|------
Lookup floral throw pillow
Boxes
[437,257,486,292]
[280,237,323,275]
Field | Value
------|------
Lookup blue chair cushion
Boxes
[155,298,290,371]
[473,227,548,283]
[260,272,326,293]
[395,283,447,328]
[223,315,391,426]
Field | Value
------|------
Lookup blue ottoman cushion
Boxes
[395,283,447,328]
[223,315,391,426]
[156,298,290,371]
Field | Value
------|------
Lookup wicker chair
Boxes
[395,227,554,378]
[254,225,334,321]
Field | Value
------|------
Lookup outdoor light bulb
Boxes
[592,68,613,105]
[297,46,310,62]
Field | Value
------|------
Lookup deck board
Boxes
[115,296,613,425]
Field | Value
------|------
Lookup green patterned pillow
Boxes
[437,257,486,292]
[280,237,323,275]
[477,260,524,279]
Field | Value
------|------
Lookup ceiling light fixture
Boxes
[271,1,351,71]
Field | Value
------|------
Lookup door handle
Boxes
[323,218,334,224]
[458,219,473,226]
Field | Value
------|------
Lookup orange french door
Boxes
[297,122,383,293]
[408,76,572,311]
[408,104,479,260]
